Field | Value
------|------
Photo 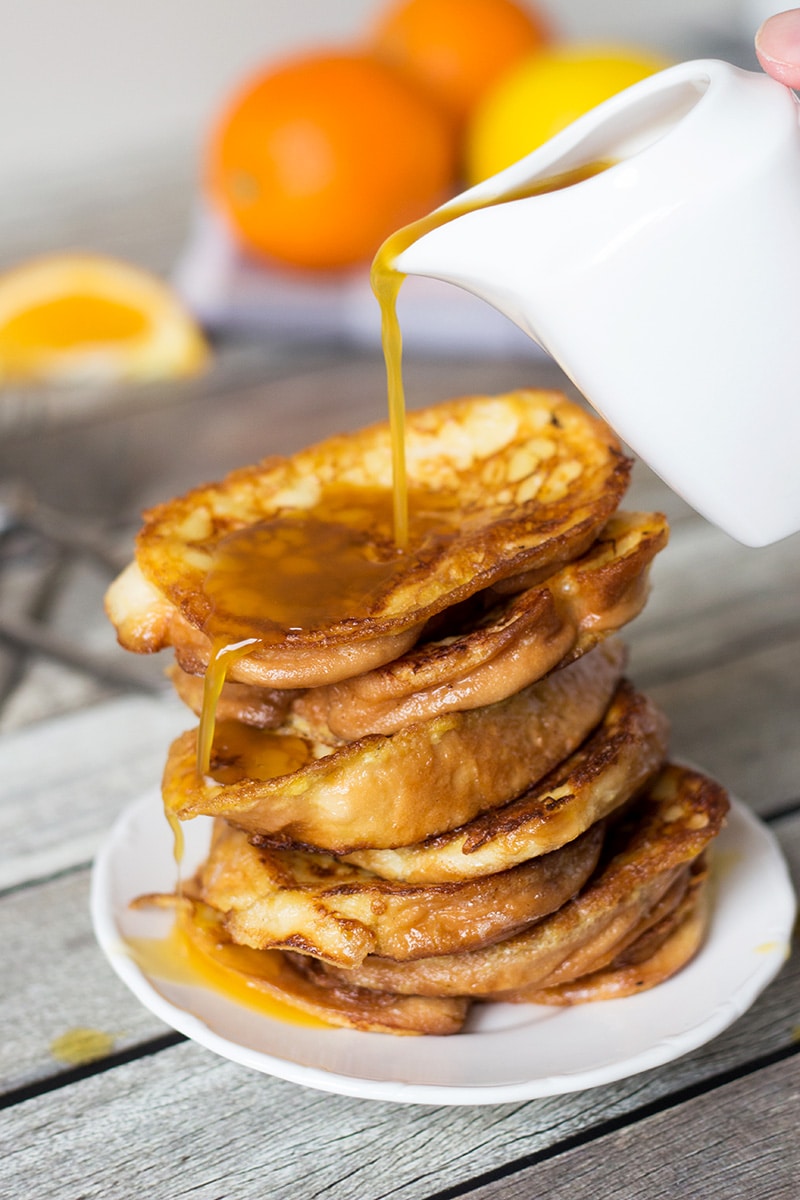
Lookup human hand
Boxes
[755,9,800,86]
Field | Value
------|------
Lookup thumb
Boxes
[755,9,800,87]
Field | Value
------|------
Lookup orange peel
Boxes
[0,253,208,384]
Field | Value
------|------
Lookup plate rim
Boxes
[90,788,796,1106]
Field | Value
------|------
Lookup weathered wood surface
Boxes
[1,810,797,1126]
[1,961,798,1200]
[5,1052,799,1200]
[1,354,797,768]
[0,693,188,889]
[1,84,796,1194]
[461,1054,800,1200]
[1,354,798,1199]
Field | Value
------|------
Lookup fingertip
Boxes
[755,9,800,87]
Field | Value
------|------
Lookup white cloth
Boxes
[172,205,545,359]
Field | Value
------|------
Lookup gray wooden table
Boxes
[0,343,797,1200]
[0,130,797,1194]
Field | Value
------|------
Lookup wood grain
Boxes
[1,1003,797,1200]
[1,149,798,1200]
[461,1054,800,1200]
[0,693,188,889]
[0,359,798,1199]
[0,814,796,1197]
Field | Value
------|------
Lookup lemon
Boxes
[466,45,669,184]
[0,253,208,385]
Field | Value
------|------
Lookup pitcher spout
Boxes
[393,57,800,547]
[392,155,622,350]
[390,57,731,349]
[392,197,556,347]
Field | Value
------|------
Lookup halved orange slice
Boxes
[0,253,208,384]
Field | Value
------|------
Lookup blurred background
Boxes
[0,0,766,194]
[0,0,787,451]
[0,0,793,731]
[0,0,777,255]
[0,0,781,363]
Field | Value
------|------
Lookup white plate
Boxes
[91,788,796,1106]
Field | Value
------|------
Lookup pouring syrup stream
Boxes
[153,158,618,1021]
[195,161,614,776]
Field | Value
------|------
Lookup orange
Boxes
[467,44,668,183]
[369,0,550,128]
[206,51,458,272]
[0,254,208,385]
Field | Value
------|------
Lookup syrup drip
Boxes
[50,1027,118,1065]
[125,902,330,1030]
[204,720,314,785]
[194,489,408,775]
[369,159,615,550]
[202,489,404,643]
[194,163,615,774]
[162,158,618,1030]
[197,637,260,777]
[193,488,460,774]
[370,261,408,548]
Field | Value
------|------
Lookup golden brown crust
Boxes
[106,561,423,687]
[173,899,468,1034]
[165,510,667,737]
[167,665,300,729]
[342,680,669,881]
[162,640,626,853]
[193,819,604,968]
[107,391,631,685]
[498,861,697,999]
[104,560,176,656]
[524,868,710,1005]
[111,385,728,1033]
[291,511,668,738]
[307,762,728,997]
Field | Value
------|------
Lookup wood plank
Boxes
[0,870,166,1094]
[0,814,796,1196]
[1,635,796,888]
[0,554,165,734]
[0,693,189,889]
[645,635,800,813]
[0,533,59,706]
[627,518,800,685]
[1,585,797,884]
[463,1054,800,1200]
[2,1016,798,1200]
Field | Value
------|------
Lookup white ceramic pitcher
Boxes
[394,59,800,547]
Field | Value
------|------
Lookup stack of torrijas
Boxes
[106,390,729,1034]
